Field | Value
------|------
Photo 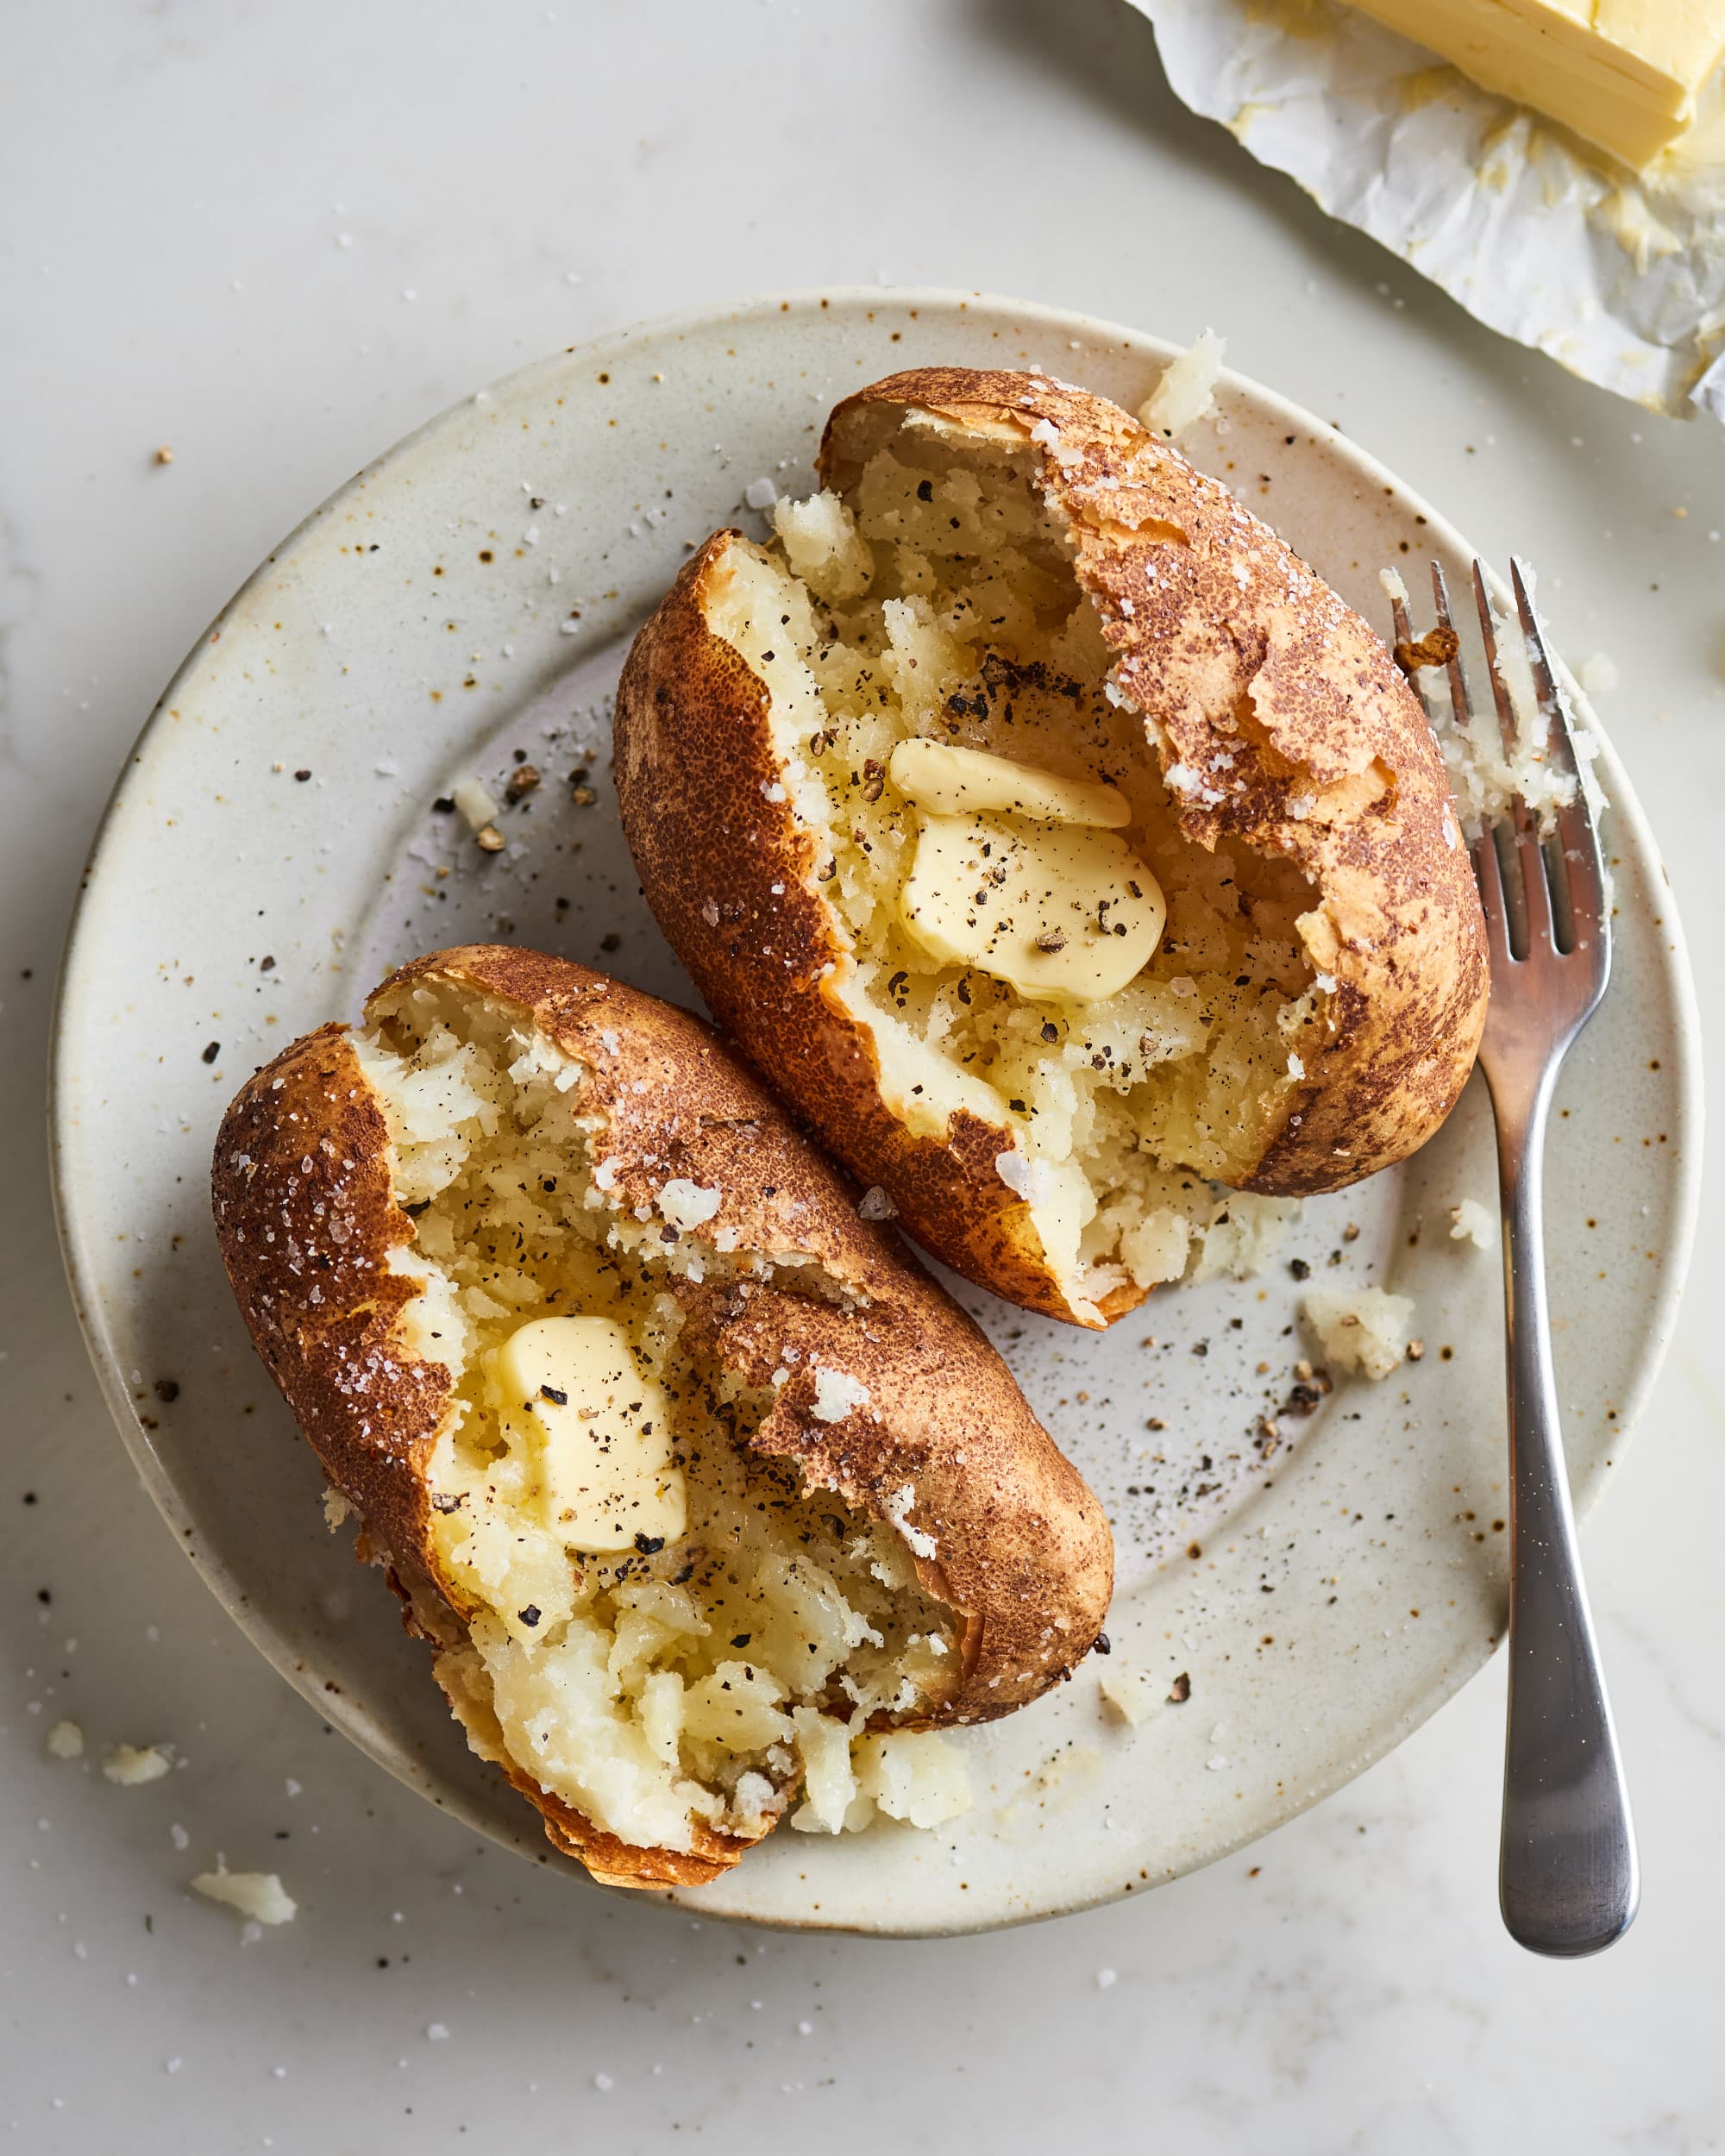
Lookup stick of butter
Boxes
[1347,0,1725,167]
[493,1316,687,1552]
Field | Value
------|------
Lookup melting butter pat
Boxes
[494,1316,686,1552]
[901,812,1165,1003]
[888,739,1131,829]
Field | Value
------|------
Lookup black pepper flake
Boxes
[1288,1257,1311,1281]
[154,1379,180,1403]
[1041,1021,1059,1043]
[259,955,275,972]
[634,1533,666,1556]
[861,759,885,803]
[538,1385,568,1406]
[200,1041,220,1064]
[518,1605,542,1628]
[731,1633,752,1649]
[916,479,933,502]
[1092,1633,1111,1656]
[1168,1672,1192,1704]
[36,1588,51,1605]
[432,796,456,814]
[293,768,312,782]
[430,1492,465,1514]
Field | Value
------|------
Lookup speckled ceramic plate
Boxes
[51,291,1700,1936]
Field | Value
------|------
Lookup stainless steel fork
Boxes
[1392,559,1639,1958]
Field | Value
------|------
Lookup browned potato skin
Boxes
[212,945,1112,1887]
[615,367,1488,1326]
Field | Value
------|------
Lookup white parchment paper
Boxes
[1132,0,1725,420]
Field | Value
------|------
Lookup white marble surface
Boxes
[2,1,1721,2147]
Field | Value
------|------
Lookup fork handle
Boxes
[1491,1064,1640,1956]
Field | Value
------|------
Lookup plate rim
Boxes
[47,284,1706,1934]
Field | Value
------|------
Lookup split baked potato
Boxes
[212,946,1110,1889]
[615,367,1488,1327]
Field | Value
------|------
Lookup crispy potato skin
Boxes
[213,946,1111,1885]
[213,1020,449,1578]
[614,367,1488,1322]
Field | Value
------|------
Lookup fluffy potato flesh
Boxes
[354,985,965,1856]
[712,430,1320,1325]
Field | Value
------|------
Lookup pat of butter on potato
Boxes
[891,742,1164,1001]
[888,739,1132,829]
[901,812,1166,1003]
[494,1315,687,1552]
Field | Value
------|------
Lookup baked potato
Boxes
[615,367,1488,1327]
[211,946,1110,1890]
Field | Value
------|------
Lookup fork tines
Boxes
[1391,557,1608,975]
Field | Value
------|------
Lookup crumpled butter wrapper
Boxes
[1130,0,1725,420]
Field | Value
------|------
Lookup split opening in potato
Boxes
[354,983,969,1856]
[709,420,1322,1323]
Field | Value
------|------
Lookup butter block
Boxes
[1351,0,1725,166]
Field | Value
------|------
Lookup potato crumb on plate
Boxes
[1137,329,1226,437]
[1449,1198,1496,1250]
[1302,1287,1417,1381]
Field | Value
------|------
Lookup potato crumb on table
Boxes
[102,1742,172,1786]
[190,1863,298,1926]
